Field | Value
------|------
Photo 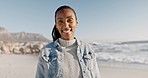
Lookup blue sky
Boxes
[0,0,148,42]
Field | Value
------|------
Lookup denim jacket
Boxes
[36,39,101,78]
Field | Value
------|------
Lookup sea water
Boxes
[90,41,148,70]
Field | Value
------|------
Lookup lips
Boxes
[62,29,72,34]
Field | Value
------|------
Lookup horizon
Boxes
[1,26,148,43]
[0,0,148,42]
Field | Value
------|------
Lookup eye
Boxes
[67,18,73,23]
[57,20,64,24]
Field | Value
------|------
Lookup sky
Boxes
[0,0,148,42]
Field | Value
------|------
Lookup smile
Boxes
[62,29,72,34]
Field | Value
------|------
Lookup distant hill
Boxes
[0,27,49,42]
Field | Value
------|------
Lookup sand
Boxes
[99,66,148,78]
[0,54,148,78]
[0,54,38,78]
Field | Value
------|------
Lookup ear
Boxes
[76,20,78,27]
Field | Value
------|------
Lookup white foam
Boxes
[91,41,148,65]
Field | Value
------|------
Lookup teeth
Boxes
[63,29,71,33]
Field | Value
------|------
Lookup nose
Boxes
[63,21,69,28]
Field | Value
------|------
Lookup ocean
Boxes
[90,40,148,67]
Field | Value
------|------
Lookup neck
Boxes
[59,38,76,47]
[61,36,74,40]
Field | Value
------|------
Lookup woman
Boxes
[36,5,101,78]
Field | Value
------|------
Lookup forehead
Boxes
[56,9,76,19]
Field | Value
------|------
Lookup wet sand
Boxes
[0,54,148,78]
[99,65,148,78]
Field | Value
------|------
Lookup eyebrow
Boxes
[67,16,73,19]
[57,15,73,20]
[57,18,63,20]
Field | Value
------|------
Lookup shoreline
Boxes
[98,60,148,71]
[98,61,148,78]
[0,54,148,78]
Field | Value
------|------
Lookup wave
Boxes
[91,41,148,65]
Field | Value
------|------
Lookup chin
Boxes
[61,37,73,40]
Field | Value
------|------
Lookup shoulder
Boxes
[43,41,54,49]
[77,39,94,55]
[41,42,54,54]
[38,41,56,62]
[80,40,93,51]
[76,39,92,48]
[79,40,96,60]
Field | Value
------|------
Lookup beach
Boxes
[0,54,148,78]
[99,65,148,78]
[0,54,38,78]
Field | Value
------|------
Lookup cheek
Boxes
[56,26,61,32]
[71,26,77,32]
[71,24,77,31]
[70,22,77,29]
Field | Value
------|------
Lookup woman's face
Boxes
[55,9,78,40]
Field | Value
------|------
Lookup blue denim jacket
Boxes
[36,39,101,78]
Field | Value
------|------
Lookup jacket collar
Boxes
[53,38,81,48]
